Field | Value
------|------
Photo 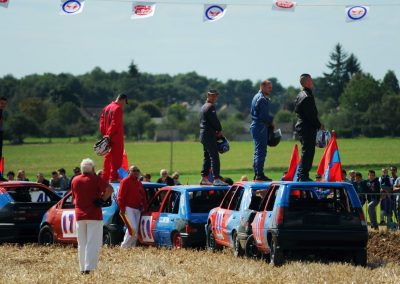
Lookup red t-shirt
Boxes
[118,175,147,212]
[71,174,109,221]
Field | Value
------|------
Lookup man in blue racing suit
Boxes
[250,80,274,181]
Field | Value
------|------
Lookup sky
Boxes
[1,0,399,87]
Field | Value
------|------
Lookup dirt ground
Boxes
[0,231,399,284]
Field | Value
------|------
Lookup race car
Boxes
[0,181,61,243]
[206,181,272,256]
[138,185,229,248]
[38,182,164,245]
[245,182,368,266]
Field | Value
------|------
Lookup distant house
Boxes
[154,129,183,141]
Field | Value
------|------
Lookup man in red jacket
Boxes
[118,165,148,248]
[100,93,128,182]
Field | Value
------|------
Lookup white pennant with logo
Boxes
[60,0,85,15]
[346,5,369,22]
[203,4,227,22]
[272,0,296,12]
[132,2,156,19]
[0,0,10,8]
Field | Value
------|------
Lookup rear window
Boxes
[5,186,59,203]
[288,187,353,213]
[249,189,270,211]
[189,190,227,213]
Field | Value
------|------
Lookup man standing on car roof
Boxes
[199,90,227,186]
[294,74,323,182]
[118,165,147,248]
[71,158,113,274]
[100,93,128,183]
[250,80,275,181]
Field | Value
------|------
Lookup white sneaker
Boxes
[213,179,228,186]
[200,177,213,185]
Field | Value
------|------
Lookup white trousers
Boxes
[76,220,103,272]
[120,207,141,248]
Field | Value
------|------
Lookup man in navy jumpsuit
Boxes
[250,80,274,181]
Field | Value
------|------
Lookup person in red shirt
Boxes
[118,165,148,248]
[71,158,113,274]
[100,93,128,182]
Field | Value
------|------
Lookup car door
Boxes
[139,189,169,246]
[156,190,181,247]
[252,187,273,252]
[213,186,237,246]
[54,193,77,243]
[263,185,279,253]
[225,186,245,245]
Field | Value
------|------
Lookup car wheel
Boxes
[245,234,262,258]
[207,224,221,252]
[270,238,284,266]
[103,227,121,246]
[233,231,244,257]
[172,232,184,249]
[353,249,367,267]
[38,225,54,245]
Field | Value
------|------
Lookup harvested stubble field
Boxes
[0,232,399,284]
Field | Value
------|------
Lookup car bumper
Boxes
[272,229,368,251]
[180,232,206,247]
[0,223,39,242]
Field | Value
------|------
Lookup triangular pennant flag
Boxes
[317,132,343,182]
[283,144,300,181]
[0,157,4,175]
[0,0,9,8]
[132,2,156,19]
[272,0,296,12]
[346,5,369,22]
[60,0,85,15]
[118,150,129,179]
[203,4,227,22]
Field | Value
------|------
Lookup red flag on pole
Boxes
[122,150,129,171]
[283,144,300,181]
[317,132,343,182]
[0,157,4,175]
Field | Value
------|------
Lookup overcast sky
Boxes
[1,0,399,87]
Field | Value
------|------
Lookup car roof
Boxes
[280,181,352,187]
[166,185,230,192]
[233,181,273,189]
[0,181,49,187]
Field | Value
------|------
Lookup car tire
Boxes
[233,231,244,257]
[172,232,184,249]
[245,234,262,259]
[270,238,284,266]
[103,227,121,246]
[353,249,367,267]
[38,225,54,245]
[207,224,222,252]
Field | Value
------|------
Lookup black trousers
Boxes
[297,128,316,180]
[201,136,220,179]
[0,130,3,160]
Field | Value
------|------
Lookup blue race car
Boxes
[206,181,272,256]
[38,182,164,246]
[138,185,229,248]
[246,182,368,266]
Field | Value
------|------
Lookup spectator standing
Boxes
[100,93,128,182]
[353,172,368,206]
[172,172,181,185]
[342,169,350,182]
[349,170,356,183]
[366,170,381,229]
[6,171,15,181]
[58,168,69,191]
[50,171,62,191]
[37,173,49,187]
[71,158,113,274]
[16,170,29,181]
[142,173,151,182]
[379,168,393,225]
[118,165,147,248]
[241,175,249,182]
[250,80,275,181]
[157,169,174,186]
[393,170,400,225]
[69,167,81,189]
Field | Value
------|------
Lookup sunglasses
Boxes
[131,169,140,172]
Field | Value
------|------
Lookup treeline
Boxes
[0,43,399,143]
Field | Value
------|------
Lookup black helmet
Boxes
[268,128,282,147]
[217,137,230,154]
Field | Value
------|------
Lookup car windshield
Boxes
[288,187,353,213]
[188,190,227,213]
[5,186,59,203]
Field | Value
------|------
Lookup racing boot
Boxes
[254,174,272,182]
[200,176,213,185]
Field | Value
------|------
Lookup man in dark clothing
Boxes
[37,173,50,187]
[352,172,368,205]
[250,80,274,181]
[199,90,227,186]
[366,170,381,229]
[294,74,323,181]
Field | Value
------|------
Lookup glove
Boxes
[93,198,104,207]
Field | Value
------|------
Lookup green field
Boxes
[4,137,400,184]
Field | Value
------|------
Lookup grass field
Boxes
[0,231,399,284]
[4,137,400,184]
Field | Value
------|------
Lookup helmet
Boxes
[94,136,111,156]
[268,128,282,147]
[217,137,230,154]
[316,130,331,148]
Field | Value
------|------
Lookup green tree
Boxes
[124,109,152,140]
[58,102,82,125]
[345,53,362,81]
[381,70,400,94]
[4,112,39,144]
[275,109,296,123]
[138,102,162,117]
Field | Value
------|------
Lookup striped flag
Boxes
[317,132,343,182]
[283,144,300,181]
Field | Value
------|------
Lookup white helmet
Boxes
[316,130,331,148]
[94,137,111,156]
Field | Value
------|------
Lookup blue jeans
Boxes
[250,124,268,176]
